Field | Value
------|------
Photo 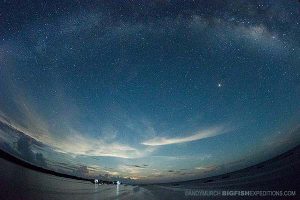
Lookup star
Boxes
[0,0,298,184]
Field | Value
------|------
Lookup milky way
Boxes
[0,0,299,183]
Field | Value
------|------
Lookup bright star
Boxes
[218,83,222,88]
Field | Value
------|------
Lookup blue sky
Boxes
[0,0,299,183]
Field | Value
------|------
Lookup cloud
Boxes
[0,116,154,159]
[35,153,47,167]
[150,154,211,161]
[0,64,151,159]
[195,165,218,172]
[142,126,228,146]
[117,165,146,180]
[15,135,47,167]
[17,135,35,162]
[0,78,158,160]
[72,165,89,177]
[51,129,156,159]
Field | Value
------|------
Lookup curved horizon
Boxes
[0,0,299,183]
[0,138,299,185]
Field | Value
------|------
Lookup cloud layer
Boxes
[52,132,155,159]
[142,127,228,146]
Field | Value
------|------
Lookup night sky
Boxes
[0,0,299,183]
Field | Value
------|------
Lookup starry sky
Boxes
[0,0,300,183]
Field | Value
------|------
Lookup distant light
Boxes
[218,83,222,88]
[94,179,99,184]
